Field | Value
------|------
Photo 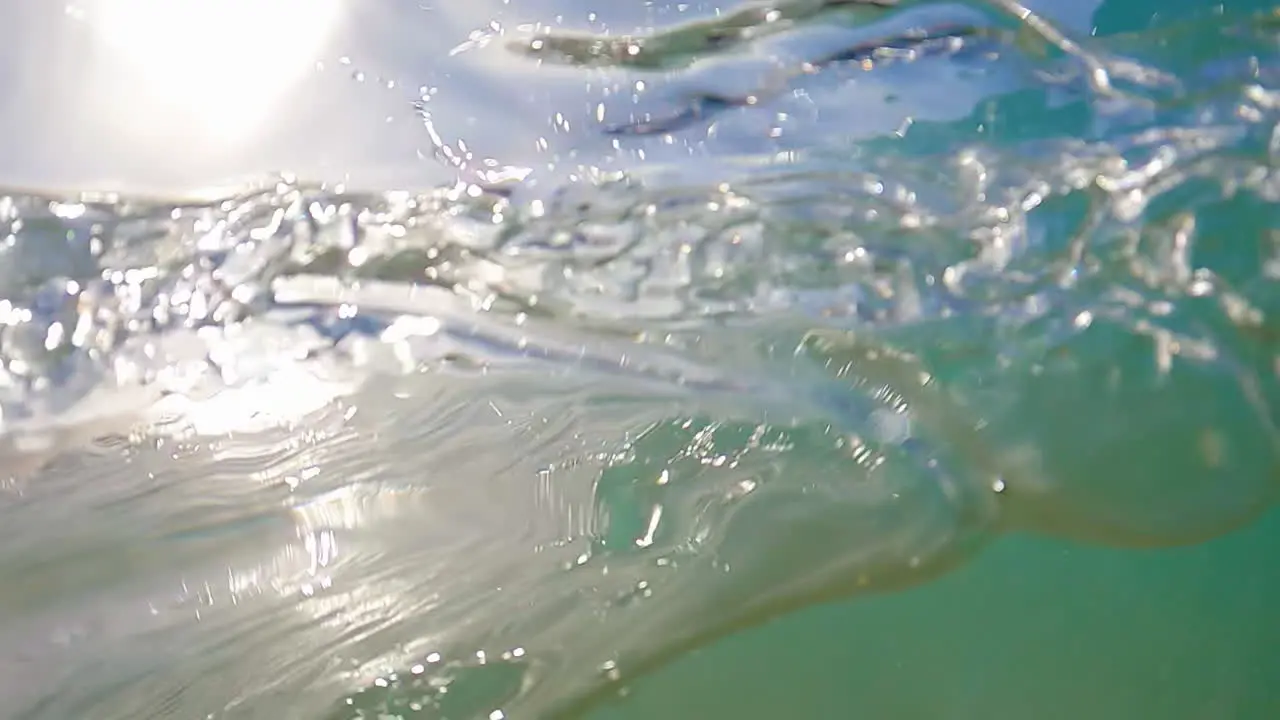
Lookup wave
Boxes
[1,2,1279,718]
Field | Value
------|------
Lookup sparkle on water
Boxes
[2,1,1280,718]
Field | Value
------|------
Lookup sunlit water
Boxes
[2,1,1280,718]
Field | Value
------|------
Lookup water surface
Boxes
[1,1,1279,718]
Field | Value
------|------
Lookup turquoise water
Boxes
[592,514,1280,719]
[1,1,1279,718]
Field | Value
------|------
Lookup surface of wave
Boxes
[2,2,1280,719]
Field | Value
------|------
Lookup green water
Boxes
[592,512,1280,719]
[592,4,1280,717]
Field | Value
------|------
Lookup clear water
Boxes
[1,1,1279,718]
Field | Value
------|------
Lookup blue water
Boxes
[0,1,1278,718]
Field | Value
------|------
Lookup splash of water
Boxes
[2,2,1280,719]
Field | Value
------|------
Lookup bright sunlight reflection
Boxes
[81,0,344,141]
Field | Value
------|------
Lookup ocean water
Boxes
[1,1,1279,718]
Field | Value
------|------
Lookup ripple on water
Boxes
[2,2,1280,719]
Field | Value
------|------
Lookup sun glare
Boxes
[82,0,344,141]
